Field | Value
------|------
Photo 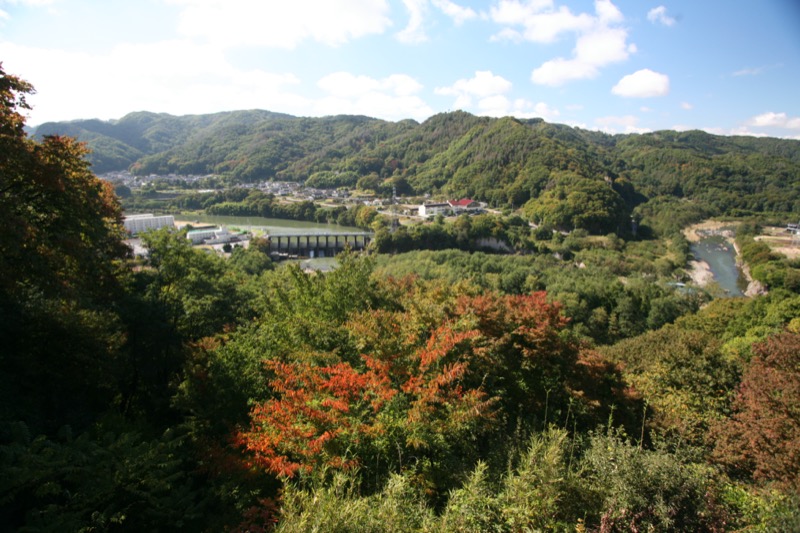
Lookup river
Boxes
[690,235,744,297]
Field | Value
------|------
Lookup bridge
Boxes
[265,231,373,258]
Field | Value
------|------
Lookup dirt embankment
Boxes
[683,220,735,243]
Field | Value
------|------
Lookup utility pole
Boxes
[391,184,400,232]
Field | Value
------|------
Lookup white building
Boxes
[124,214,175,235]
[419,202,451,218]
[186,227,243,245]
[186,228,221,244]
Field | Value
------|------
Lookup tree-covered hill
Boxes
[34,109,800,218]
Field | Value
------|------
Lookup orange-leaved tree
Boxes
[237,285,631,495]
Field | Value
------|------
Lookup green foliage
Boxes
[305,170,358,189]
[36,110,800,220]
[0,424,207,532]
[582,429,728,532]
[372,213,533,254]
[376,247,701,344]
[523,173,628,234]
[141,228,245,340]
[601,325,738,443]
[737,234,800,292]
[273,472,433,533]
[633,195,711,237]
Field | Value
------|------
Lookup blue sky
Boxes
[1,0,799,138]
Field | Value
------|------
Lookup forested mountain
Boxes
[35,110,800,217]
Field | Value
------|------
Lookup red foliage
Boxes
[237,360,392,477]
[237,290,623,480]
[237,319,496,477]
[712,331,800,487]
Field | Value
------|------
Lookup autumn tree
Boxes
[713,331,800,488]
[236,280,634,498]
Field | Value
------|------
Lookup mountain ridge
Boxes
[33,109,800,215]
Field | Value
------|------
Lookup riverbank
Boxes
[683,220,766,297]
[683,220,735,243]
[683,221,733,289]
[686,258,715,286]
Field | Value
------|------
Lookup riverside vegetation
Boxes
[4,65,800,531]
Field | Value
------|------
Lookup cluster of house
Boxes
[418,199,481,218]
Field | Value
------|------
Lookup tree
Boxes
[523,174,627,234]
[713,331,800,487]
[0,65,127,302]
[0,65,130,432]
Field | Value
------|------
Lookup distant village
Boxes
[107,170,488,221]
[116,169,488,263]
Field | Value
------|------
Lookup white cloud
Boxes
[318,72,423,98]
[596,0,623,24]
[436,70,512,98]
[473,96,560,120]
[732,64,781,77]
[515,100,560,120]
[647,6,675,27]
[733,67,762,77]
[521,0,636,86]
[432,0,477,25]
[489,27,523,43]
[612,69,670,98]
[434,70,560,120]
[680,102,693,110]
[396,0,428,44]
[574,26,630,66]
[531,57,598,86]
[315,72,433,121]
[1,41,435,125]
[595,114,650,134]
[2,0,57,5]
[167,0,392,49]
[0,40,308,123]
[748,112,800,129]
[477,95,512,116]
[490,1,593,44]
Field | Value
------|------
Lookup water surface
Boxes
[690,235,744,297]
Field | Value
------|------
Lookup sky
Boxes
[1,0,799,139]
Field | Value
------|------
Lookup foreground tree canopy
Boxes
[4,65,800,531]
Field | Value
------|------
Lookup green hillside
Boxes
[35,110,800,219]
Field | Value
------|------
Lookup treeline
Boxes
[374,232,699,345]
[125,188,382,230]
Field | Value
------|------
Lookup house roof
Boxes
[448,199,477,207]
